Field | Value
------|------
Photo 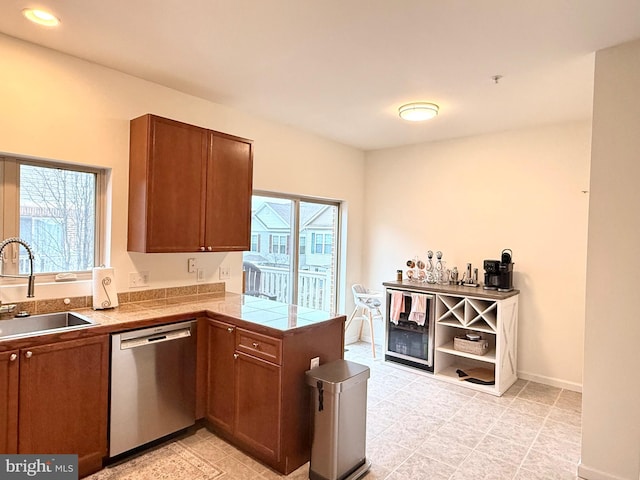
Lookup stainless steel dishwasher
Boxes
[109,319,197,457]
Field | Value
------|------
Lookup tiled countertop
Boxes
[0,292,343,349]
[77,292,339,330]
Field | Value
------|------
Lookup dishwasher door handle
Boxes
[120,327,192,349]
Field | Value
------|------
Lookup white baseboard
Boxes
[517,370,583,392]
[578,461,632,480]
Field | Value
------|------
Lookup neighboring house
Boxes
[248,201,336,272]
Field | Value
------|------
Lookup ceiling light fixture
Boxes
[398,102,439,121]
[22,8,60,27]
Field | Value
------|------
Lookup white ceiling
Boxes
[1,1,640,151]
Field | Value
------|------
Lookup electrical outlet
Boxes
[310,357,320,370]
[197,268,205,282]
[129,271,149,288]
[219,265,230,280]
[188,258,196,273]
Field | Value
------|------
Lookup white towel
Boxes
[92,267,119,310]
[389,291,404,325]
[408,293,426,326]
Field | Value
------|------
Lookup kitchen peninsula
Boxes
[0,289,345,477]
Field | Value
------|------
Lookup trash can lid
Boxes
[305,359,370,393]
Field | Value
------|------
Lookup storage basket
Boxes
[453,336,489,356]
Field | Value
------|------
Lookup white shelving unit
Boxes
[434,293,519,396]
[382,281,519,396]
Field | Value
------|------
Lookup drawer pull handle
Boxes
[233,353,239,359]
[227,327,234,333]
[9,353,17,362]
[252,342,259,348]
[25,351,33,359]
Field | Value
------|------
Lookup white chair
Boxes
[346,284,383,358]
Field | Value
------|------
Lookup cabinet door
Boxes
[206,319,236,433]
[234,352,281,463]
[129,114,209,252]
[205,132,253,251]
[0,350,19,453]
[18,336,109,477]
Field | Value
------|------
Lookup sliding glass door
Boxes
[243,193,340,312]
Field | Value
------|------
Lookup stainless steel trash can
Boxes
[305,359,371,480]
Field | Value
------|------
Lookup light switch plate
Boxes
[129,271,149,288]
[188,258,196,273]
[197,268,205,282]
[310,357,320,369]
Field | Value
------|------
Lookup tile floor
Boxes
[90,341,583,480]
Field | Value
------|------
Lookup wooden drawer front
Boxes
[236,329,282,365]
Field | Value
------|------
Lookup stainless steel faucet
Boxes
[0,238,36,311]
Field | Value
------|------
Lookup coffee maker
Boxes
[483,249,514,292]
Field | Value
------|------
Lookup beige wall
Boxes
[580,38,640,480]
[363,122,591,389]
[0,33,365,313]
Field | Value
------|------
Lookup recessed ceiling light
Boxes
[22,8,60,27]
[398,102,439,122]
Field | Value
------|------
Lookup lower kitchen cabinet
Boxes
[204,315,344,475]
[0,350,19,453]
[234,351,281,462]
[205,318,236,434]
[0,335,109,478]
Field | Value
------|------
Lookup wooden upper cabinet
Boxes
[206,132,253,250]
[128,114,253,253]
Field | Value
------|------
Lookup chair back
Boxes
[352,283,369,308]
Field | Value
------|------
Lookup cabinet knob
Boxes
[200,246,206,251]
[233,353,239,359]
[25,351,33,358]
[252,342,259,348]
[9,353,17,362]
[207,246,213,251]
[227,327,234,333]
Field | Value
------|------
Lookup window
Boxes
[324,234,333,254]
[311,233,333,254]
[1,157,105,277]
[250,234,260,252]
[244,193,340,312]
[269,235,289,255]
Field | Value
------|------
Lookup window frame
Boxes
[0,156,107,282]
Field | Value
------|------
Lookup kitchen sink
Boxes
[0,311,98,339]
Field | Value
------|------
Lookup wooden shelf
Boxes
[436,341,496,363]
[434,366,497,395]
[436,320,495,334]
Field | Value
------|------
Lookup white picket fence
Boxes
[258,266,332,311]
